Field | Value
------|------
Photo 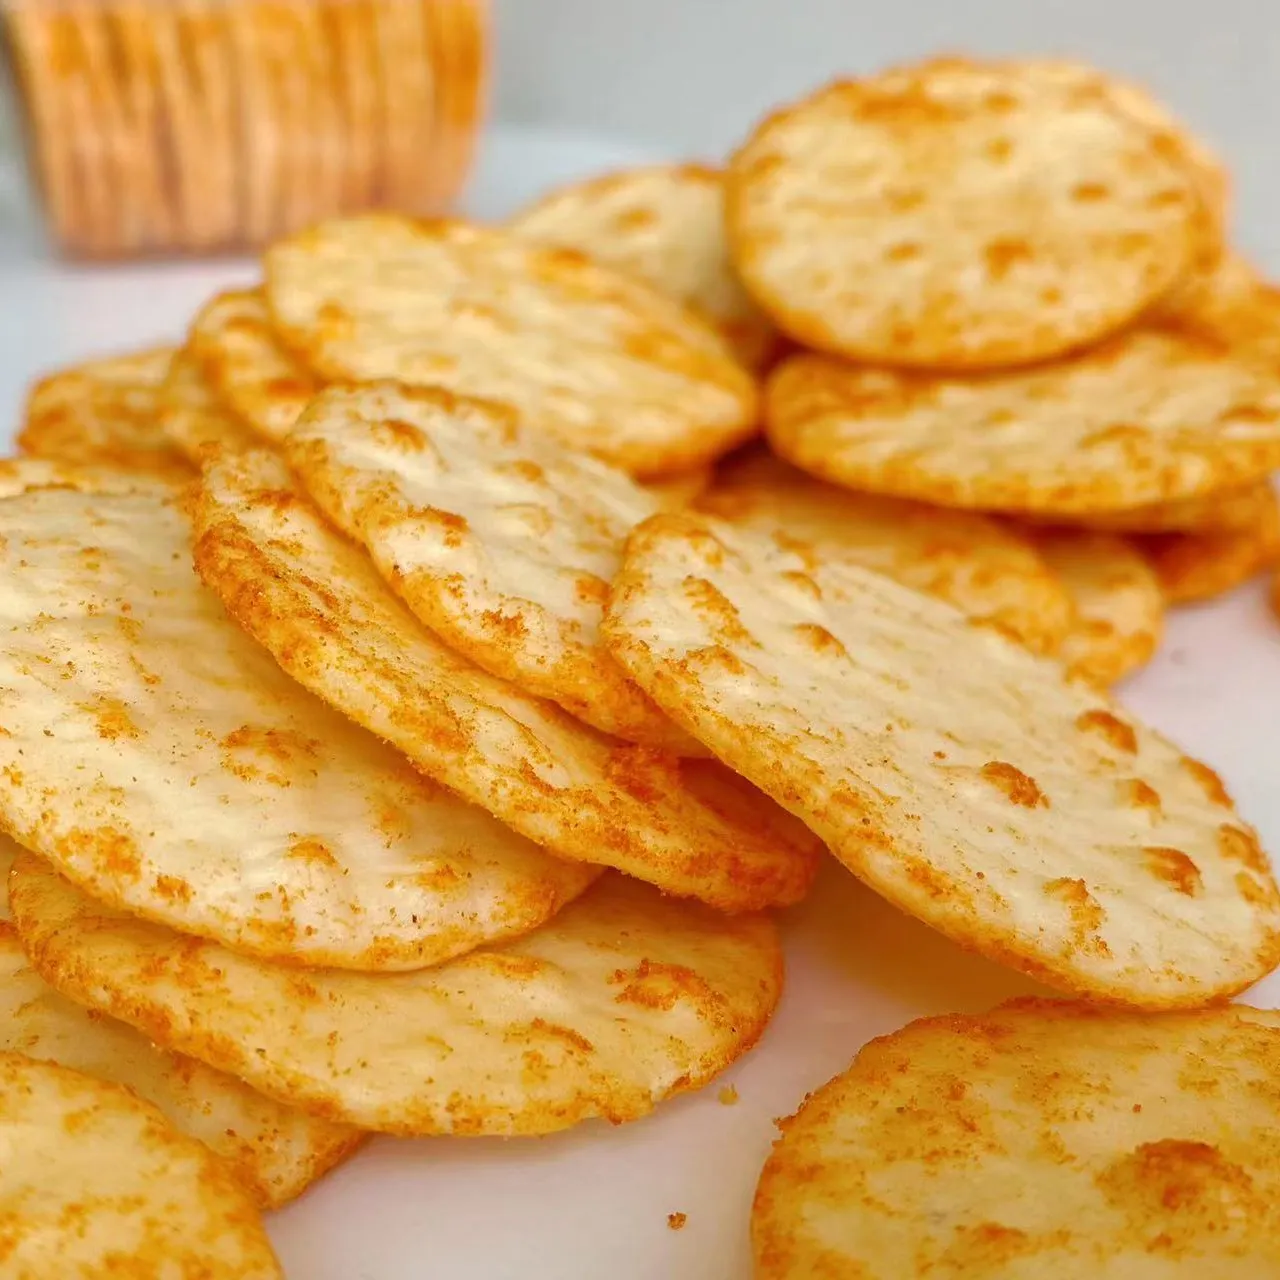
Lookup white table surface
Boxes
[1,121,1278,1280]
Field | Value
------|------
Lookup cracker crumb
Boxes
[667,1212,687,1231]
[718,1085,739,1106]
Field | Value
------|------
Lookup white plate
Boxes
[2,124,1278,1280]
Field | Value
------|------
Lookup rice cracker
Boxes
[697,449,1072,656]
[11,856,783,1137]
[158,346,260,464]
[192,449,818,911]
[1136,484,1280,604]
[603,512,1280,1006]
[263,213,758,476]
[1067,478,1276,535]
[0,1049,282,1277]
[0,846,360,1208]
[725,58,1201,368]
[0,484,596,970]
[510,163,777,368]
[753,999,1280,1280]
[286,383,699,751]
[188,288,319,443]
[18,347,194,480]
[765,336,1280,517]
[1027,529,1164,686]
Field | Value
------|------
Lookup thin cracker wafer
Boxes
[159,347,260,464]
[603,512,1280,1007]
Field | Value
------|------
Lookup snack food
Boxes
[697,450,1072,655]
[1137,486,1280,603]
[18,347,194,479]
[765,338,1280,516]
[1069,478,1277,535]
[188,288,319,444]
[726,59,1200,368]
[286,382,698,750]
[264,214,759,476]
[158,346,260,463]
[0,484,597,970]
[511,163,776,368]
[193,449,820,911]
[0,872,362,1208]
[12,855,784,1137]
[604,513,1280,1005]
[1027,529,1164,685]
[753,999,1280,1279]
[0,1048,282,1277]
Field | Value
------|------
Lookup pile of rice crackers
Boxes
[5,53,1280,1279]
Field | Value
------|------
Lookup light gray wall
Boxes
[492,0,1280,261]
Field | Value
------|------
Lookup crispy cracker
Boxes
[263,214,759,477]
[422,0,488,210]
[0,851,360,1208]
[644,465,714,511]
[1028,529,1164,686]
[1136,485,1280,604]
[319,0,380,211]
[697,450,1071,656]
[13,856,783,1137]
[754,999,1280,1279]
[0,484,596,969]
[158,347,260,464]
[192,449,819,911]
[0,456,174,499]
[0,1048,282,1277]
[766,338,1280,517]
[511,164,776,368]
[1158,252,1280,374]
[603,512,1280,1007]
[19,348,195,480]
[188,288,320,443]
[725,58,1199,368]
[286,383,699,751]
[372,0,434,210]
[1065,479,1277,535]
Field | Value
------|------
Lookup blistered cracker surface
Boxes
[0,485,597,970]
[1136,484,1280,604]
[766,336,1280,516]
[263,214,759,477]
[18,347,194,480]
[603,513,1280,1006]
[188,288,320,444]
[0,1047,282,1278]
[1067,479,1277,535]
[753,999,1280,1279]
[158,345,259,464]
[11,856,783,1138]
[1158,252,1280,373]
[510,163,777,369]
[0,858,360,1209]
[697,449,1071,656]
[192,449,820,912]
[1028,529,1164,686]
[725,59,1199,368]
[287,383,700,751]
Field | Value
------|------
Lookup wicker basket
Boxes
[3,0,489,257]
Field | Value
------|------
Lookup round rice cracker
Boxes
[191,449,819,912]
[0,852,362,1208]
[725,58,1201,369]
[510,163,777,369]
[158,345,260,464]
[0,1048,282,1278]
[11,854,783,1137]
[286,383,701,752]
[188,288,320,443]
[1136,485,1280,604]
[765,335,1280,518]
[263,214,759,477]
[1158,251,1280,374]
[752,998,1280,1280]
[426,0,490,210]
[697,449,1072,657]
[602,513,1280,1007]
[0,484,597,970]
[18,347,194,481]
[1027,529,1165,686]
